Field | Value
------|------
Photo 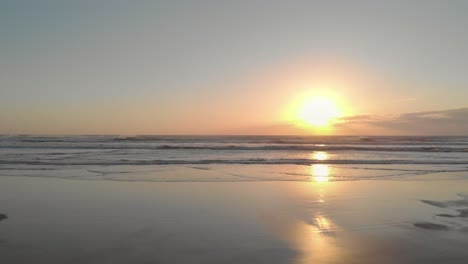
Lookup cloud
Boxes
[338,115,373,122]
[337,108,468,135]
[230,107,468,136]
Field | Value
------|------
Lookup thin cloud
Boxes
[339,108,468,135]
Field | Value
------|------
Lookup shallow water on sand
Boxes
[1,176,468,264]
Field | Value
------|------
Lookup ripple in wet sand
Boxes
[414,222,450,231]
[417,195,468,232]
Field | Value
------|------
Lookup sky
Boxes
[1,0,468,135]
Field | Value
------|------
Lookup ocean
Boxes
[1,135,467,182]
[2,135,468,263]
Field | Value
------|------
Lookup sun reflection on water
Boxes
[261,181,342,264]
[314,215,335,233]
[312,151,328,161]
[292,184,339,263]
[290,217,339,264]
[310,151,331,182]
[312,164,330,182]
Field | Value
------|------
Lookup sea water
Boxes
[1,135,467,182]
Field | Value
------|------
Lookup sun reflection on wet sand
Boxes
[314,215,334,232]
[287,217,339,264]
[291,178,342,263]
[259,179,342,264]
[311,164,330,182]
[261,212,340,264]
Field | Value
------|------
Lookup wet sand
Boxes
[1,176,468,264]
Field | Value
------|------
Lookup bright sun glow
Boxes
[297,97,340,127]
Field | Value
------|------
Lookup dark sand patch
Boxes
[189,166,211,171]
[0,214,7,221]
[435,209,468,218]
[421,200,448,208]
[421,197,468,208]
[414,222,449,231]
[436,214,457,218]
[420,195,468,232]
[457,209,468,218]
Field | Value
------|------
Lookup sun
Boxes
[297,97,340,127]
[283,90,348,131]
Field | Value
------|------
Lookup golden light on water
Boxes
[312,151,328,161]
[314,215,335,233]
[311,164,330,182]
[310,151,331,182]
[288,217,339,264]
[266,179,341,264]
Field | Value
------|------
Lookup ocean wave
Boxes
[2,135,468,145]
[1,158,467,166]
[1,144,467,152]
[155,145,468,152]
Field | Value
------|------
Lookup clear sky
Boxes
[1,0,468,135]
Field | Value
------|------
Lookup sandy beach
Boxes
[1,174,468,264]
